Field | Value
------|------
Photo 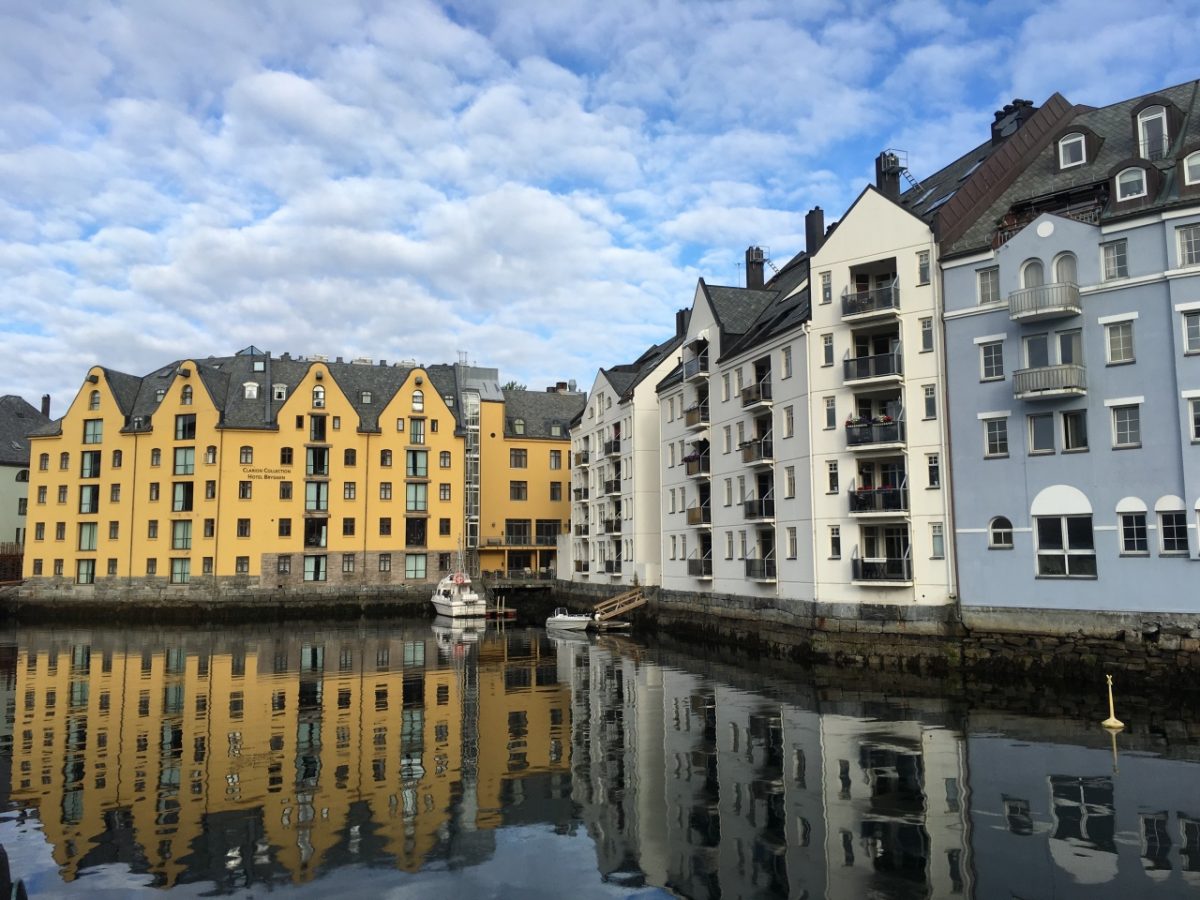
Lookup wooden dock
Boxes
[593,587,646,623]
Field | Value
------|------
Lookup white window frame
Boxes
[1034,514,1096,578]
[1062,409,1088,452]
[916,250,930,285]
[988,516,1013,549]
[1116,167,1147,202]
[1110,403,1141,448]
[821,334,833,366]
[930,523,945,559]
[1159,511,1189,555]
[983,417,1008,458]
[1179,224,1200,268]
[1190,398,1200,442]
[923,385,937,420]
[1102,239,1128,280]
[1058,132,1086,169]
[824,397,836,430]
[980,341,1004,381]
[920,317,933,352]
[1137,105,1168,159]
[1028,413,1054,454]
[978,267,1000,304]
[1185,151,1200,186]
[1119,512,1148,555]
[1186,310,1200,353]
[1104,319,1135,365]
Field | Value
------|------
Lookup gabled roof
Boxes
[0,395,51,466]
[599,329,686,403]
[502,389,586,439]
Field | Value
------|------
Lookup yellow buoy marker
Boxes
[1101,673,1124,730]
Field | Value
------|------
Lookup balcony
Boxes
[573,487,589,501]
[851,554,913,585]
[604,519,622,534]
[1013,364,1087,400]
[842,281,900,320]
[843,350,902,383]
[684,455,710,477]
[845,419,905,450]
[574,451,590,467]
[1008,282,1082,322]
[603,439,621,457]
[745,558,777,581]
[683,354,710,381]
[684,404,710,430]
[686,504,711,526]
[687,557,713,579]
[741,381,772,408]
[848,485,909,515]
[574,560,589,574]
[742,496,775,521]
[741,437,774,466]
[604,559,622,575]
[603,478,622,496]
[574,524,588,536]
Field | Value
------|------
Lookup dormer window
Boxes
[253,360,266,372]
[1059,133,1086,168]
[1185,151,1200,186]
[243,382,258,400]
[1116,167,1147,202]
[312,385,325,408]
[361,391,372,404]
[1138,106,1168,160]
[273,384,287,401]
[156,389,166,402]
[513,418,525,435]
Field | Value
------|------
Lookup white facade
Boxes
[0,464,31,546]
[807,188,954,605]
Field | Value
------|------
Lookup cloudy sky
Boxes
[2,0,1198,411]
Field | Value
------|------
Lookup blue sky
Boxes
[2,0,1198,411]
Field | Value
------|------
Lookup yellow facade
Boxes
[24,359,465,588]
[477,398,572,577]
[7,626,570,886]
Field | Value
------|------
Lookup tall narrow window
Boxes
[1102,240,1128,280]
[1179,224,1200,267]
[1137,105,1168,160]
[1105,320,1134,364]
[312,385,325,408]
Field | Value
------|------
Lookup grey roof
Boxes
[704,283,779,341]
[942,79,1200,257]
[599,330,686,403]
[502,389,586,439]
[0,395,51,466]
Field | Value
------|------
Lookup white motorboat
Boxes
[431,615,485,656]
[546,607,595,631]
[431,570,487,618]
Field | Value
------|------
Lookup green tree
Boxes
[501,380,527,391]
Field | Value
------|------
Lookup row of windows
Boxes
[980,399,1200,458]
[508,449,563,469]
[1057,107,1193,169]
[815,253,930,308]
[38,444,456,472]
[985,510,1191,573]
[33,552,436,583]
[508,481,566,502]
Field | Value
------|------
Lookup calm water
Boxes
[0,618,1198,899]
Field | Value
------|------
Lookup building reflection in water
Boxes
[1,623,1198,897]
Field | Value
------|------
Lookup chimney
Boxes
[875,152,901,202]
[805,206,825,256]
[675,308,688,336]
[991,98,1037,145]
[745,246,765,290]
[41,394,50,417]
[556,381,568,393]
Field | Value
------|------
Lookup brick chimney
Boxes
[41,394,50,417]
[991,99,1037,145]
[875,151,901,202]
[805,206,825,255]
[745,246,765,290]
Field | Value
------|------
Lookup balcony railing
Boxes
[684,404,710,429]
[851,554,913,583]
[573,487,589,501]
[845,419,905,448]
[604,478,622,495]
[741,381,772,408]
[745,558,777,580]
[843,350,902,382]
[1008,282,1082,322]
[683,354,710,380]
[685,455,710,476]
[742,496,775,520]
[574,451,590,467]
[574,524,588,536]
[848,485,909,514]
[604,519,622,534]
[842,281,900,318]
[687,557,713,578]
[741,437,774,465]
[1013,364,1087,400]
[686,504,711,526]
[603,439,621,456]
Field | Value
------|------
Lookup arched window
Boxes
[111,449,122,469]
[88,390,101,410]
[513,418,525,435]
[15,469,28,482]
[181,385,193,406]
[205,446,217,464]
[988,516,1013,549]
[440,451,451,468]
[312,385,325,408]
[412,390,424,412]
[1137,106,1168,159]
[59,452,70,470]
[1116,167,1147,201]
[1053,252,1077,285]
[1058,133,1085,168]
[1186,151,1200,186]
[243,382,259,400]
[1021,259,1044,288]
[38,453,49,471]
[240,446,253,464]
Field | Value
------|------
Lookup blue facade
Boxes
[944,211,1200,612]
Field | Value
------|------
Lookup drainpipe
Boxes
[933,242,963,626]
[801,319,818,607]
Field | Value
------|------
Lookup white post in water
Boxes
[1101,673,1124,730]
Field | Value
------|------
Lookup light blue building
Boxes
[941,81,1200,615]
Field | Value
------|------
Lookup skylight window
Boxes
[959,158,986,181]
[926,191,956,212]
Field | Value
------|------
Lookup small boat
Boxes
[431,570,487,618]
[431,615,485,656]
[546,607,595,631]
